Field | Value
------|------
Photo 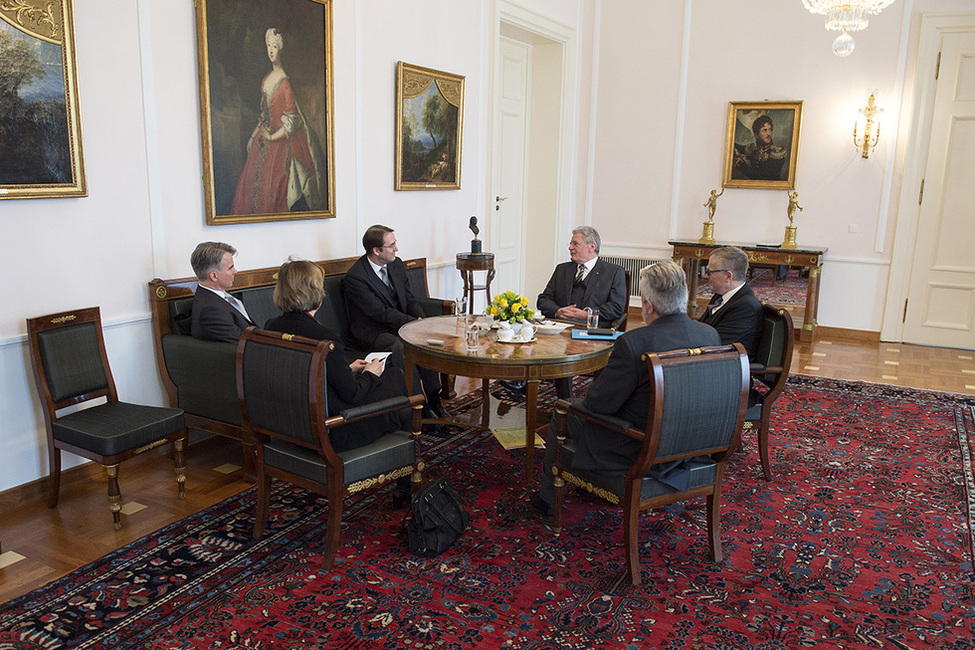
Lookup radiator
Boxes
[600,256,669,297]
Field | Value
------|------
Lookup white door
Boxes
[903,32,975,349]
[492,38,530,298]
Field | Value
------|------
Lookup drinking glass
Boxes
[455,295,469,318]
[586,307,600,330]
[466,322,480,353]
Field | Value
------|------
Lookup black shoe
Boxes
[423,404,449,419]
[530,492,553,522]
[500,380,527,392]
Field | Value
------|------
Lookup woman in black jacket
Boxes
[265,258,411,455]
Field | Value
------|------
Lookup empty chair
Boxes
[745,304,795,480]
[27,307,187,530]
[551,344,750,585]
[237,327,424,570]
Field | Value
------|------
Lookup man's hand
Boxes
[556,306,588,321]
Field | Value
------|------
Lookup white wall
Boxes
[1,0,969,492]
[0,0,589,492]
[589,0,973,333]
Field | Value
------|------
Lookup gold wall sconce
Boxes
[854,93,883,158]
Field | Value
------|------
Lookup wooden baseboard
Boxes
[811,326,881,343]
[0,432,218,513]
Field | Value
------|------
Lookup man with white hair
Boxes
[533,260,720,518]
[533,225,627,398]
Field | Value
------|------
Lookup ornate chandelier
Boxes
[801,0,898,57]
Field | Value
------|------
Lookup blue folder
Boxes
[571,329,623,341]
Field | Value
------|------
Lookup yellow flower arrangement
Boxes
[488,290,535,323]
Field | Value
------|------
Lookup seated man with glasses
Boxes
[699,246,763,357]
[343,224,447,419]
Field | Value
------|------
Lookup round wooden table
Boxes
[399,316,615,488]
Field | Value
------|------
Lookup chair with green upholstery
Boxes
[27,307,187,530]
[745,304,794,480]
[551,344,750,586]
[237,327,424,570]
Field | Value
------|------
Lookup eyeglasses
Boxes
[704,269,730,276]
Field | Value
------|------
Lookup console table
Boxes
[669,240,827,342]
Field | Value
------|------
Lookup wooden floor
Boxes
[2,329,973,603]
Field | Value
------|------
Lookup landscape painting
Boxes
[395,61,464,190]
[0,0,86,199]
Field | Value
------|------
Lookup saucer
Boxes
[496,336,537,344]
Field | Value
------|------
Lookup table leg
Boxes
[481,378,491,429]
[802,264,823,342]
[524,378,540,491]
[683,258,701,314]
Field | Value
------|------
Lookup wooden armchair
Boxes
[745,304,795,480]
[27,307,187,530]
[552,344,750,585]
[237,327,424,570]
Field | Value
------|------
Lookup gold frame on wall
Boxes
[395,62,464,191]
[722,100,803,190]
[195,0,335,225]
[0,0,86,200]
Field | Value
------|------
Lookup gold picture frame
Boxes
[195,0,335,225]
[395,62,464,191]
[722,100,803,190]
[0,0,86,200]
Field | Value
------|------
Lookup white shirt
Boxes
[368,258,388,283]
[576,256,598,281]
[711,282,745,315]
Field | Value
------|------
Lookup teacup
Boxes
[497,328,514,342]
[516,323,535,341]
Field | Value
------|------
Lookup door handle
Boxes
[495,196,507,202]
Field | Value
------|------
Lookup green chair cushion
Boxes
[264,430,415,486]
[52,402,185,457]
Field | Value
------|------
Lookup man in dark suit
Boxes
[189,241,255,343]
[537,226,627,329]
[533,260,720,516]
[343,224,446,418]
[699,246,763,357]
[533,226,628,398]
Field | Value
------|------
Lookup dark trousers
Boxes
[371,332,442,405]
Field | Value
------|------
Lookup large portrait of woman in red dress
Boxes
[196,0,334,225]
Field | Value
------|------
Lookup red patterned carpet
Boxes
[1,377,974,648]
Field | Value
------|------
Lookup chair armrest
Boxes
[554,398,639,440]
[330,394,424,427]
[418,297,453,318]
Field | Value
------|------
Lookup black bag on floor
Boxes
[405,477,469,556]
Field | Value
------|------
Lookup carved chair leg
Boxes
[623,489,641,586]
[47,445,62,508]
[106,464,122,531]
[173,434,187,500]
[552,470,565,537]
[707,485,723,564]
[758,411,773,481]
[321,479,344,571]
[412,403,424,494]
